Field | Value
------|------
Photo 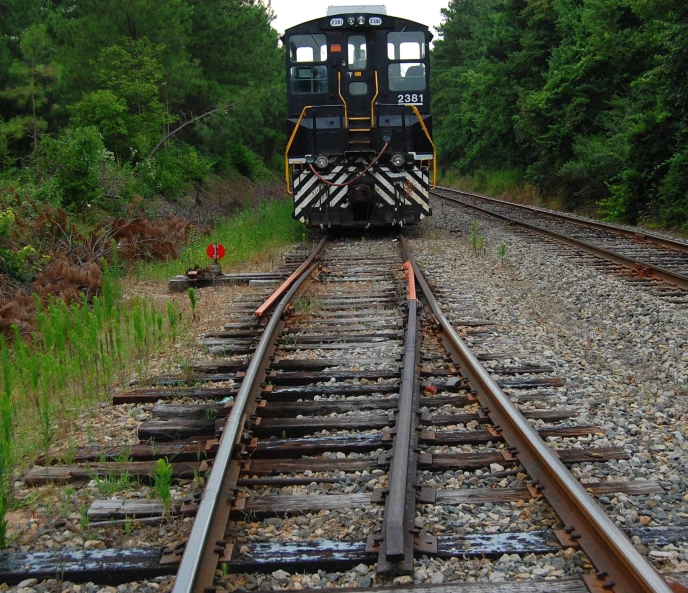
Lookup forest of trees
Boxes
[432,0,688,231]
[0,0,284,213]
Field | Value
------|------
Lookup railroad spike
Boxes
[602,582,615,590]
[596,571,608,579]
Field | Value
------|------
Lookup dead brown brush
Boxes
[0,190,195,339]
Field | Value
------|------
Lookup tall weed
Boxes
[0,259,186,542]
[0,337,14,547]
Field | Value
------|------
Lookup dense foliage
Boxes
[0,0,284,215]
[433,0,688,231]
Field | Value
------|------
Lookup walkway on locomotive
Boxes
[284,13,435,227]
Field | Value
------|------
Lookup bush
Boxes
[150,143,213,198]
[31,127,108,210]
[222,143,270,181]
[657,149,688,232]
[557,135,624,210]
[70,90,128,146]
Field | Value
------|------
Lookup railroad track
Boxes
[433,187,688,300]
[2,237,687,593]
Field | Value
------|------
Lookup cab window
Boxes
[289,34,327,63]
[348,35,367,70]
[388,63,426,91]
[387,32,426,61]
[290,65,328,94]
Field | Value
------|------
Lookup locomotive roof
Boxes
[284,14,432,39]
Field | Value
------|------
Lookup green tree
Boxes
[72,39,174,160]
[53,0,198,107]
[1,25,58,152]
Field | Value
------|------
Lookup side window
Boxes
[289,34,327,63]
[387,32,426,61]
[388,63,426,91]
[290,65,328,94]
[348,35,367,70]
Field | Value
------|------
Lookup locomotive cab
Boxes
[284,7,435,228]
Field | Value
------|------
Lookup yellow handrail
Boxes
[406,104,437,190]
[338,71,349,128]
[284,106,312,196]
[370,71,379,127]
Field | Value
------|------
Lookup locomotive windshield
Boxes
[289,34,328,94]
[348,35,367,69]
[387,31,426,91]
[289,34,327,62]
[387,31,426,60]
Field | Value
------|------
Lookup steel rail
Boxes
[433,190,688,292]
[172,239,327,593]
[378,259,420,574]
[255,236,328,317]
[436,186,688,254]
[398,234,674,593]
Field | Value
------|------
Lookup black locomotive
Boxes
[283,8,434,228]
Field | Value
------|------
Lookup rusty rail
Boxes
[255,236,328,317]
[433,190,688,292]
[398,234,674,593]
[172,240,326,593]
[376,257,421,575]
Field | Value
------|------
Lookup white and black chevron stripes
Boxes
[371,167,431,216]
[293,163,431,223]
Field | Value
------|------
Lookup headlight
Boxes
[391,154,405,168]
[357,15,366,25]
[315,155,329,169]
[347,16,356,26]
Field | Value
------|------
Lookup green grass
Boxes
[0,258,187,465]
[439,168,542,205]
[0,196,305,546]
[0,249,187,545]
[151,458,174,514]
[136,198,305,282]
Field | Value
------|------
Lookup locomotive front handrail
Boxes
[285,104,348,195]
[370,71,379,127]
[338,72,349,128]
[285,105,313,195]
[406,104,436,189]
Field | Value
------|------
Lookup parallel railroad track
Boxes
[1,236,687,593]
[433,187,688,299]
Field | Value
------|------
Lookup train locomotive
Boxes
[283,6,435,228]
